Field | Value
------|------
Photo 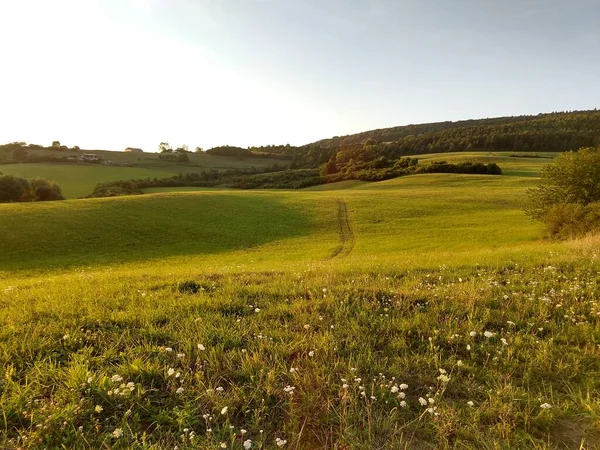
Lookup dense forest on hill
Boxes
[234,110,600,171]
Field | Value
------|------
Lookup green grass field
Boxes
[1,152,599,449]
[0,152,285,198]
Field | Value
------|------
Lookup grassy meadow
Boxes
[0,152,284,198]
[1,152,599,449]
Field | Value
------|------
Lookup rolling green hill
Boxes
[1,152,599,449]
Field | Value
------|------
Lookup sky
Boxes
[1,0,599,152]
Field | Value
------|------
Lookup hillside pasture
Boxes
[1,160,600,449]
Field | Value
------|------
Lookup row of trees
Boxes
[0,174,65,203]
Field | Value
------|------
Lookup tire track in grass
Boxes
[329,199,355,259]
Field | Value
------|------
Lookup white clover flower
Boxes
[484,331,495,338]
[220,406,228,415]
[399,383,408,390]
[176,387,184,394]
[243,439,252,449]
[418,397,427,406]
[400,400,407,407]
[216,386,224,392]
[540,403,552,409]
[467,401,474,407]
[308,351,315,357]
[197,344,205,351]
[112,428,123,438]
[167,368,175,377]
[397,392,406,399]
[390,385,399,393]
[126,382,135,390]
[469,331,477,337]
[428,397,435,404]
[94,405,103,413]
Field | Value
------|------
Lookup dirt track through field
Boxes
[329,199,355,259]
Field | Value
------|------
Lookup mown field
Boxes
[0,153,284,198]
[1,152,599,449]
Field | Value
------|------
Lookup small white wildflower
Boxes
[254,308,260,313]
[484,331,495,338]
[466,344,472,350]
[457,360,464,367]
[399,383,408,390]
[540,403,552,409]
[220,406,228,415]
[390,386,399,393]
[397,392,406,399]
[216,386,224,392]
[240,429,247,435]
[164,347,173,352]
[428,397,435,404]
[400,400,407,407]
[220,443,226,449]
[501,338,508,345]
[418,397,428,406]
[177,353,185,358]
[303,324,310,329]
[94,405,103,413]
[111,375,123,383]
[467,401,474,407]
[197,344,205,351]
[275,437,287,447]
[112,428,123,438]
[167,368,175,377]
[176,387,184,394]
[308,351,315,357]
[342,383,349,389]
[243,439,252,449]
[87,377,93,384]
[469,331,477,337]
[437,374,450,383]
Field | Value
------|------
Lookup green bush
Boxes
[543,202,600,239]
[526,147,600,220]
[0,174,65,203]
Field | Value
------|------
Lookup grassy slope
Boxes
[1,153,599,449]
[0,153,284,198]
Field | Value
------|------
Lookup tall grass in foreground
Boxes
[1,247,599,449]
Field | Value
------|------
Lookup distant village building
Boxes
[81,153,100,162]
[124,147,144,153]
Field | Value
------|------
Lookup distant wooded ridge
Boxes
[2,110,599,169]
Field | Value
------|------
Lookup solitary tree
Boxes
[52,141,61,148]
[525,147,600,220]
[158,142,172,153]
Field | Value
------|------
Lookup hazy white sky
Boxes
[1,0,599,151]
